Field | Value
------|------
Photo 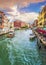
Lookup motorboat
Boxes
[29,33,36,40]
[7,31,15,38]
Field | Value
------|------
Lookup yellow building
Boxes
[38,5,46,27]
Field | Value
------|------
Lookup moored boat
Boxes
[29,33,36,40]
[7,31,15,38]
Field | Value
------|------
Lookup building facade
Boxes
[38,6,46,27]
[0,11,4,29]
[33,19,38,27]
[0,11,9,32]
[9,22,14,31]
[14,20,21,28]
[14,20,29,29]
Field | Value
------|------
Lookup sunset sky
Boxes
[0,0,46,23]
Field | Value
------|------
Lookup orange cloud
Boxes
[0,0,45,8]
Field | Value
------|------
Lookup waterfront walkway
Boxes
[0,31,10,36]
[32,29,46,45]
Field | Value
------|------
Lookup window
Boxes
[40,23,42,25]
[44,14,46,18]
[0,16,2,25]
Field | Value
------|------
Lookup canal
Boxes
[0,29,46,65]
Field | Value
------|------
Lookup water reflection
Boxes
[0,35,6,41]
[38,47,46,65]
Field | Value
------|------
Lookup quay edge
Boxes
[32,29,46,49]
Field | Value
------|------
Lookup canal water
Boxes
[0,29,46,65]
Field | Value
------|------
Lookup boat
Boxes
[7,31,15,38]
[29,33,36,40]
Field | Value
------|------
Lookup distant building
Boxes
[14,20,29,28]
[33,19,38,27]
[14,20,21,28]
[38,5,46,27]
[9,22,14,31]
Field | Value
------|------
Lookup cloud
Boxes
[0,0,45,8]
[16,0,45,7]
[16,12,38,24]
[7,6,38,24]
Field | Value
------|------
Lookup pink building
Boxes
[14,20,28,28]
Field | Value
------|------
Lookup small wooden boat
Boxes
[7,31,15,38]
